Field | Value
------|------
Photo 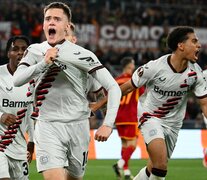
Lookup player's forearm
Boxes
[13,61,49,86]
[90,97,107,112]
[120,80,136,96]
[103,83,121,127]
[92,68,121,127]
[27,141,35,153]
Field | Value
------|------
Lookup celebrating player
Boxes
[91,26,207,180]
[0,35,34,180]
[125,26,207,180]
[13,2,121,180]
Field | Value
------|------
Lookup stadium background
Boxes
[0,0,207,179]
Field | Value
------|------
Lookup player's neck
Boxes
[48,39,65,47]
[7,63,15,75]
[168,54,188,73]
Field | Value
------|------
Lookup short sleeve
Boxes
[132,60,156,88]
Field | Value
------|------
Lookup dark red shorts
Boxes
[116,124,139,139]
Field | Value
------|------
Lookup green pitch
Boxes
[29,159,207,180]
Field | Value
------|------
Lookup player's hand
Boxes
[27,142,34,163]
[94,125,113,142]
[27,151,32,163]
[89,102,99,112]
[0,113,17,126]
[44,47,59,64]
[89,97,107,113]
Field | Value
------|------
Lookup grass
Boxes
[29,159,207,180]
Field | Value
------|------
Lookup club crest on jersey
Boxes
[137,67,144,77]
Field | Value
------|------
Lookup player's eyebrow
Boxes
[45,16,62,20]
[192,38,199,43]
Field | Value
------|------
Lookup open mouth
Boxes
[195,50,200,58]
[49,28,56,36]
[17,57,22,64]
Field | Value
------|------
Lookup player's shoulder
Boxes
[0,65,10,85]
[0,64,8,76]
[26,41,50,55]
[152,54,169,65]
[63,41,96,57]
[140,54,170,74]
[188,61,202,72]
[144,54,169,67]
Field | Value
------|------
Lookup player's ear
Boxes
[66,23,71,30]
[72,36,77,44]
[178,42,184,51]
[65,24,70,34]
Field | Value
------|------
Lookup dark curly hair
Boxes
[5,35,30,56]
[167,26,194,52]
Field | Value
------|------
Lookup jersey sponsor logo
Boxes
[2,99,33,108]
[154,85,187,96]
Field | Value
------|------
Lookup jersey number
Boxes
[22,162,29,176]
[82,151,88,166]
[120,89,139,105]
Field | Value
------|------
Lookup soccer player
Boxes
[91,26,207,180]
[112,57,144,180]
[0,35,34,179]
[13,2,121,180]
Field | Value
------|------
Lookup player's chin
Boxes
[190,55,199,63]
[47,38,57,46]
[190,58,197,63]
